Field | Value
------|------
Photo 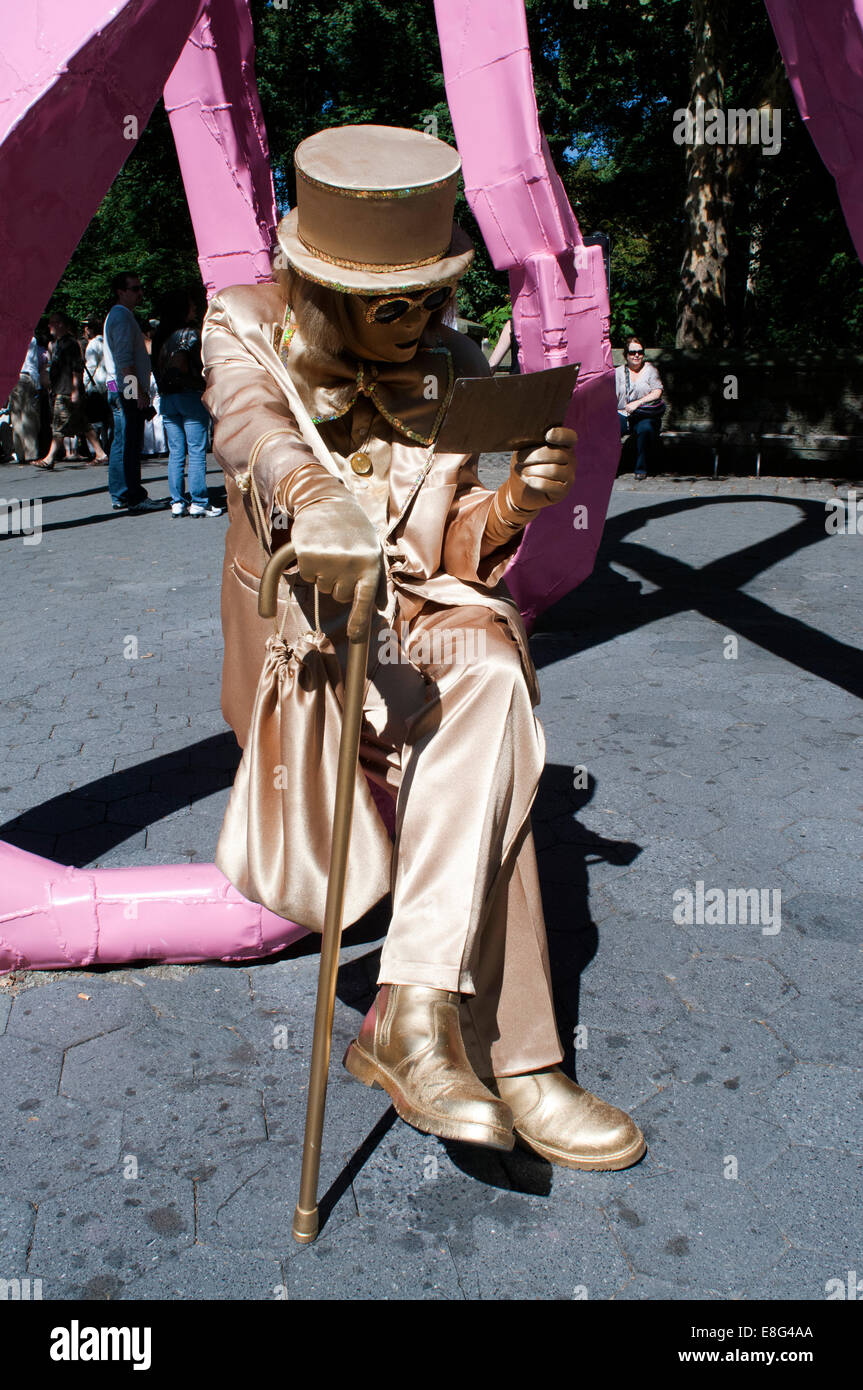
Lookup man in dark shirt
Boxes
[34,311,92,469]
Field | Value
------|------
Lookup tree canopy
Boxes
[52,0,862,354]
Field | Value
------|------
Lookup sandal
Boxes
[33,460,55,470]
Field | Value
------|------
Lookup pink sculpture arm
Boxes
[0,0,208,402]
[433,0,621,630]
[764,0,863,263]
[163,0,278,297]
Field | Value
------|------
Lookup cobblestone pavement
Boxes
[0,453,860,1301]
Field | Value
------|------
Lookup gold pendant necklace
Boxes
[349,406,376,475]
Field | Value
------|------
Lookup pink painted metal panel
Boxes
[765,0,863,262]
[0,0,207,401]
[163,0,278,297]
[434,0,621,630]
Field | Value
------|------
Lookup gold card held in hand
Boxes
[434,362,579,454]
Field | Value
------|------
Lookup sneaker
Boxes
[111,502,126,511]
[127,497,166,514]
[189,504,224,518]
[171,501,188,518]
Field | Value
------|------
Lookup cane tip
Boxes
[292,1204,319,1244]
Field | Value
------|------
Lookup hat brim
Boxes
[275,209,474,294]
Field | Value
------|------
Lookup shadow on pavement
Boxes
[535,493,863,699]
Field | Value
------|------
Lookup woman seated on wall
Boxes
[615,335,665,480]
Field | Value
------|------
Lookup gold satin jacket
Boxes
[200,280,538,745]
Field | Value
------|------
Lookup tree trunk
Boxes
[676,0,732,350]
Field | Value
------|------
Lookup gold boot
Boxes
[493,1068,646,1171]
[344,985,515,1151]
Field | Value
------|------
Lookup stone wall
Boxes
[613,349,863,474]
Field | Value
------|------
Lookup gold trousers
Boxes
[358,601,564,1078]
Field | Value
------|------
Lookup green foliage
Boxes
[481,304,514,342]
[250,0,509,320]
[50,0,862,355]
[52,101,201,327]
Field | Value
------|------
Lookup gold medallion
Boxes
[350,451,373,476]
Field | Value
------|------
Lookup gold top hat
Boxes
[275,124,474,295]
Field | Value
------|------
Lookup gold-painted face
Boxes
[341,297,428,363]
[341,286,453,363]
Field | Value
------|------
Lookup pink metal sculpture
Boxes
[0,842,306,973]
[163,0,278,296]
[434,0,620,630]
[765,0,863,263]
[0,0,276,401]
[3,0,859,973]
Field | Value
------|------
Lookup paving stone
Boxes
[350,1122,634,1298]
[738,1246,856,1300]
[603,1170,786,1294]
[283,1218,467,1300]
[783,784,861,823]
[610,1274,723,1299]
[581,914,699,976]
[0,1034,64,1105]
[580,966,689,1030]
[0,1094,123,1194]
[781,817,863,856]
[747,1147,863,1264]
[27,1172,194,1299]
[654,1013,797,1093]
[633,1080,790,1178]
[59,1021,225,1100]
[776,890,862,947]
[193,1145,354,1255]
[767,999,861,1067]
[2,474,860,1300]
[7,979,151,1046]
[120,1085,267,1180]
[765,1066,863,1153]
[0,1192,37,1271]
[569,1027,670,1108]
[668,955,798,1018]
[121,1243,285,1300]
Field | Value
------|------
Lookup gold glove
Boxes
[281,477,385,639]
[508,425,578,512]
[481,425,578,553]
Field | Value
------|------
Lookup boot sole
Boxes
[344,1041,515,1152]
[513,1128,647,1171]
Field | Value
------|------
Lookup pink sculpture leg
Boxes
[0,0,208,401]
[163,0,278,297]
[0,841,307,973]
[765,0,863,263]
[434,0,621,630]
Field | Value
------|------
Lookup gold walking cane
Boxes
[258,541,372,1245]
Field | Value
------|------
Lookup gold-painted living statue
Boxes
[201,124,645,1173]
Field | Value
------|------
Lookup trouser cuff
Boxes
[377,957,475,995]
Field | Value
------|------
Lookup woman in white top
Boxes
[614,335,665,479]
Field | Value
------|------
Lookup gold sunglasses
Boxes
[364,284,455,325]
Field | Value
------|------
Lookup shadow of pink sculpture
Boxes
[765,0,863,264]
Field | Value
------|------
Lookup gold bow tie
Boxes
[279,316,454,446]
